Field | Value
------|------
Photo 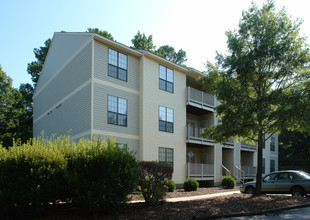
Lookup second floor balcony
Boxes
[241,141,257,150]
[186,87,215,111]
[186,125,234,146]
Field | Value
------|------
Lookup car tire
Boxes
[245,186,255,194]
[291,186,305,197]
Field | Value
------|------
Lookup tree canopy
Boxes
[131,31,187,65]
[0,66,27,148]
[87,28,114,40]
[27,38,51,88]
[156,45,187,65]
[131,31,155,52]
[199,0,310,195]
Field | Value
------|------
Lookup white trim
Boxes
[91,39,95,136]
[34,79,91,123]
[93,78,139,95]
[93,129,139,140]
[33,38,93,98]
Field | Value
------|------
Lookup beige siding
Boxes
[93,82,139,136]
[140,57,187,184]
[93,39,140,158]
[93,40,139,92]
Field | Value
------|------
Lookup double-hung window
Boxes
[270,136,275,151]
[108,48,128,81]
[159,147,174,170]
[159,65,174,93]
[108,95,127,126]
[159,106,174,133]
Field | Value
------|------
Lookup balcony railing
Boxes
[187,87,215,109]
[241,142,257,150]
[187,163,214,179]
[186,126,213,143]
[241,166,257,177]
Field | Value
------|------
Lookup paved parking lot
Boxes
[227,206,310,219]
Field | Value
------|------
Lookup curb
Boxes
[193,202,310,219]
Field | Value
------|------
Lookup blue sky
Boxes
[1,0,310,88]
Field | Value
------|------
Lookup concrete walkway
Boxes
[130,190,240,203]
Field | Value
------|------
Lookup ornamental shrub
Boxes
[65,138,138,215]
[166,179,176,192]
[184,178,199,191]
[221,176,236,189]
[138,161,173,205]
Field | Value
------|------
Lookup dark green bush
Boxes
[65,138,138,215]
[166,179,176,192]
[138,161,173,205]
[184,178,199,191]
[0,138,67,216]
[0,135,139,218]
[221,176,236,189]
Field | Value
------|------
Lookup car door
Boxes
[274,172,291,193]
[262,173,278,193]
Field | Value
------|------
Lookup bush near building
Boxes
[138,161,173,205]
[184,178,199,191]
[0,135,138,218]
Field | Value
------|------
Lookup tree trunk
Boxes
[255,130,263,195]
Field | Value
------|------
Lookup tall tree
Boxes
[131,31,155,52]
[156,45,187,65]
[279,129,310,166]
[0,66,26,148]
[27,38,51,88]
[87,28,114,40]
[199,1,310,195]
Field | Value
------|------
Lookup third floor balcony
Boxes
[186,87,215,112]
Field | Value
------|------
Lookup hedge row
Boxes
[0,135,138,217]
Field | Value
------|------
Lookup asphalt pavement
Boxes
[226,206,310,219]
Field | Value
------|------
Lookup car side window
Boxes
[288,173,296,180]
[278,173,289,180]
[264,173,278,181]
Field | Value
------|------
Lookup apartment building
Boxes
[33,32,278,185]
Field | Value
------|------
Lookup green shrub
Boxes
[138,161,173,205]
[221,176,236,189]
[65,138,138,215]
[184,178,199,191]
[0,137,67,216]
[166,179,176,192]
[0,135,139,218]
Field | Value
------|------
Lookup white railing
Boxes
[187,87,215,108]
[233,165,245,184]
[241,166,257,177]
[222,165,231,177]
[241,141,257,150]
[186,125,213,142]
[187,163,214,178]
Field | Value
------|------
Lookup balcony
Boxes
[186,125,235,146]
[241,142,257,150]
[186,87,215,111]
[187,163,214,180]
[186,126,213,145]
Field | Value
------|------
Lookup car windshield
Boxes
[298,171,310,179]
